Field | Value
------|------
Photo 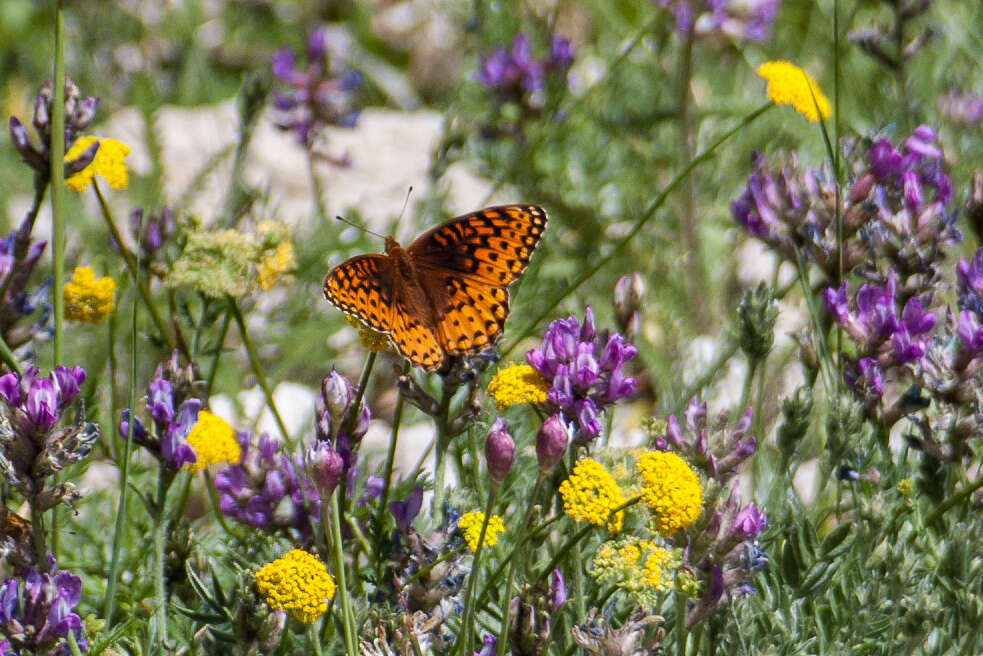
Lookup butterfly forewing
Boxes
[322,254,395,334]
[407,205,548,287]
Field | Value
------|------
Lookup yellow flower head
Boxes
[64,266,116,323]
[257,241,297,290]
[558,458,626,534]
[636,451,703,535]
[591,536,676,607]
[346,315,390,353]
[255,549,336,624]
[458,511,506,551]
[487,363,549,410]
[898,478,915,498]
[185,410,241,473]
[65,136,131,192]
[757,61,831,122]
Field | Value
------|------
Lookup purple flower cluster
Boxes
[649,400,767,627]
[652,0,781,43]
[215,432,320,538]
[0,232,49,352]
[271,28,362,147]
[477,33,574,103]
[8,77,99,177]
[939,88,983,127]
[653,397,757,481]
[732,126,959,281]
[120,365,202,472]
[526,307,636,442]
[0,366,96,497]
[824,268,937,395]
[0,558,87,655]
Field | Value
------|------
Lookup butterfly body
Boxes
[324,205,547,371]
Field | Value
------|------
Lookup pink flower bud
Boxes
[485,418,515,485]
[536,414,569,474]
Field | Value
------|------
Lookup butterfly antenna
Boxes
[391,185,413,236]
[335,215,386,240]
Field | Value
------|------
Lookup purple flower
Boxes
[484,418,516,485]
[477,31,575,104]
[731,502,768,541]
[271,28,361,146]
[958,311,983,355]
[957,247,983,314]
[551,569,567,609]
[526,307,636,442]
[653,397,755,481]
[653,0,782,43]
[214,432,320,538]
[0,559,87,654]
[390,485,423,534]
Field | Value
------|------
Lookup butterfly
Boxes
[323,205,548,371]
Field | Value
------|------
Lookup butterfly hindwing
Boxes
[389,288,445,370]
[430,274,511,357]
[407,205,548,287]
[322,254,395,334]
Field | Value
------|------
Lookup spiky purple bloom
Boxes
[0,365,98,501]
[214,432,320,537]
[271,27,361,146]
[733,127,959,282]
[526,307,636,442]
[652,0,781,43]
[823,269,935,367]
[8,77,99,176]
[119,364,200,471]
[0,557,87,654]
[477,32,574,104]
[654,397,756,481]
[390,485,423,534]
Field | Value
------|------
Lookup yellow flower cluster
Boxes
[257,241,297,291]
[559,458,625,534]
[636,451,703,535]
[757,61,831,122]
[65,136,131,192]
[64,266,116,323]
[346,316,390,353]
[487,363,549,410]
[255,549,336,624]
[591,536,676,607]
[458,511,506,552]
[185,410,241,473]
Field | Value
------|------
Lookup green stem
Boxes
[500,103,774,358]
[458,487,499,656]
[677,29,709,333]
[152,469,175,649]
[431,379,456,527]
[0,333,23,375]
[924,476,983,528]
[327,492,359,656]
[307,151,329,226]
[103,296,138,624]
[373,395,404,579]
[228,297,291,443]
[93,183,181,355]
[50,0,65,368]
[205,310,231,399]
[675,590,688,656]
[496,476,545,656]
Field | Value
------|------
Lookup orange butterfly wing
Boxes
[322,254,395,334]
[409,205,547,357]
[323,205,547,371]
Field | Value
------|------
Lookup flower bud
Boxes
[737,282,778,362]
[613,273,645,335]
[307,441,344,497]
[321,369,354,420]
[536,414,568,474]
[484,418,515,485]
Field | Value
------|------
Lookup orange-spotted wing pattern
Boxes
[323,205,547,370]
